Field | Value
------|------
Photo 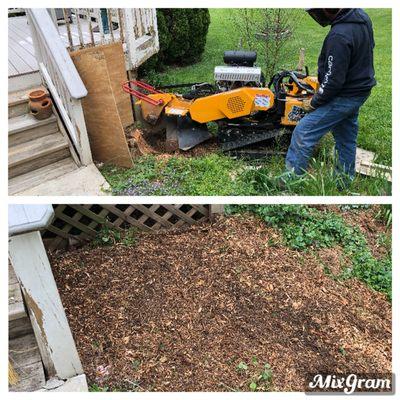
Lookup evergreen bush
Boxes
[139,8,210,75]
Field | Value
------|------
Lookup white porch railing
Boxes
[53,8,159,70]
[123,8,160,69]
[26,8,92,166]
[24,8,159,167]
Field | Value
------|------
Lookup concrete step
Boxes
[9,132,70,179]
[8,86,48,119]
[9,158,79,196]
[8,114,58,147]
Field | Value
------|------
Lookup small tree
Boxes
[231,9,302,79]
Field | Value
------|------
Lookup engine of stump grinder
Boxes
[122,50,319,155]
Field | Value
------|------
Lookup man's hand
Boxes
[302,98,315,113]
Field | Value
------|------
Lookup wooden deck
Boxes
[8,16,38,77]
[57,17,121,49]
[8,14,121,78]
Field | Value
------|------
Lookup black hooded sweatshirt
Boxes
[311,8,376,109]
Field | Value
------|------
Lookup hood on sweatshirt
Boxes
[332,8,369,25]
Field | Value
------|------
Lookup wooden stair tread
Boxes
[9,333,41,366]
[9,113,57,136]
[9,283,26,321]
[9,132,69,167]
[9,333,45,392]
[9,158,79,195]
[9,316,34,340]
[9,262,18,285]
[9,262,26,322]
[8,262,33,339]
[8,86,48,107]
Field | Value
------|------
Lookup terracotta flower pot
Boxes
[28,89,47,103]
[28,90,53,120]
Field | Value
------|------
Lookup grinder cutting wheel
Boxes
[123,50,319,154]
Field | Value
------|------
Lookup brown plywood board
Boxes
[102,42,134,128]
[70,47,132,168]
[70,43,133,128]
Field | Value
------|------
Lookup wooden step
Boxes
[8,86,48,119]
[8,71,42,94]
[9,132,70,179]
[9,263,33,339]
[9,316,34,340]
[9,102,29,120]
[9,333,45,392]
[9,157,79,195]
[8,263,26,321]
[8,114,58,147]
[9,283,26,321]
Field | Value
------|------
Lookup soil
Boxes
[147,130,219,158]
[128,126,219,158]
[50,215,391,392]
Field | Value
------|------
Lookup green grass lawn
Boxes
[102,8,392,196]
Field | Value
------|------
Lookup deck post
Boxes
[210,204,225,214]
[69,98,93,166]
[9,231,83,379]
[210,204,225,221]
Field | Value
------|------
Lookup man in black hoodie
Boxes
[285,8,376,181]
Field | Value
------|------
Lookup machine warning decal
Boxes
[254,95,271,108]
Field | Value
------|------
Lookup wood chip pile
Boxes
[51,215,391,391]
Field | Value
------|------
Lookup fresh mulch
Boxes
[50,215,391,392]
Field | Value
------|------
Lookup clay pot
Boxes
[29,89,47,102]
[28,89,53,120]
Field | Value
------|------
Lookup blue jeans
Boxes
[286,95,369,178]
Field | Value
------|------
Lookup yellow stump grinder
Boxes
[122,51,319,156]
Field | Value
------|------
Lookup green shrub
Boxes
[184,9,211,64]
[139,9,210,76]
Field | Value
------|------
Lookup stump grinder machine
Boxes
[122,51,319,156]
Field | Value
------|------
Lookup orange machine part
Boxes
[188,87,275,123]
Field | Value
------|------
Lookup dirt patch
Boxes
[50,216,391,392]
[127,126,219,158]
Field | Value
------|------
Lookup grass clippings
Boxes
[51,216,391,392]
